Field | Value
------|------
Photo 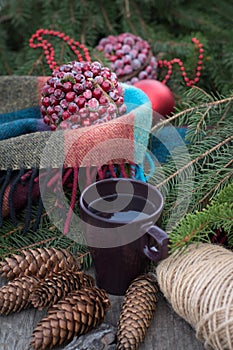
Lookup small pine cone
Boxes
[0,275,40,315]
[30,270,95,309]
[30,287,111,350]
[0,248,79,280]
[117,274,158,350]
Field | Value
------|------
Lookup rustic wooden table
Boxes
[0,274,205,350]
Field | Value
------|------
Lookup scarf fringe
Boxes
[0,162,145,234]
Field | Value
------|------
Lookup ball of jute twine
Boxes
[156,243,233,350]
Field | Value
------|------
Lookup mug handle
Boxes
[143,225,169,262]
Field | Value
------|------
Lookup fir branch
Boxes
[132,0,149,37]
[169,182,233,252]
[0,14,12,24]
[148,91,233,232]
[151,94,233,132]
[191,159,233,210]
[0,207,91,269]
[98,0,114,32]
[154,134,233,190]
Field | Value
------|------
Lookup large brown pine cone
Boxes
[117,274,158,350]
[30,287,111,350]
[30,270,95,309]
[0,275,40,315]
[0,248,79,280]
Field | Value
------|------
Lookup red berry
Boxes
[89,112,99,122]
[85,81,93,89]
[51,113,58,122]
[60,99,68,109]
[48,87,54,95]
[83,89,92,99]
[47,106,55,115]
[98,106,107,115]
[116,96,124,106]
[40,60,126,130]
[43,116,51,124]
[68,102,78,113]
[86,98,99,111]
[50,96,59,106]
[54,89,65,99]
[76,96,86,108]
[101,80,112,92]
[92,88,102,99]
[50,124,57,131]
[94,76,104,85]
[66,91,76,102]
[79,108,89,119]
[59,121,71,129]
[42,96,50,107]
[81,118,91,127]
[73,83,84,93]
[70,114,81,123]
[62,111,70,120]
[99,96,109,105]
[75,74,85,83]
[82,62,91,71]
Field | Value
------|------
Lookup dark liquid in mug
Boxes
[88,194,155,223]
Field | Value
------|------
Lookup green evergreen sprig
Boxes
[148,88,233,231]
[1,0,233,95]
[0,208,92,269]
[168,182,233,252]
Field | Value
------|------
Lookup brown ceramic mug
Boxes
[79,178,168,295]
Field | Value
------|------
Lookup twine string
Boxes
[156,243,233,350]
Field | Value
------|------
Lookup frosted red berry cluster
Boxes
[40,60,127,130]
[96,32,157,84]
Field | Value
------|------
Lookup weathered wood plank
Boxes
[0,276,204,350]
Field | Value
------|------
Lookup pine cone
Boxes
[0,248,79,280]
[30,287,111,350]
[30,270,95,309]
[0,275,40,315]
[117,274,158,350]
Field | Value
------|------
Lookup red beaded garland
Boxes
[29,30,203,88]
[29,29,91,70]
[157,37,204,87]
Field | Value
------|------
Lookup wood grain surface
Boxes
[0,275,205,350]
